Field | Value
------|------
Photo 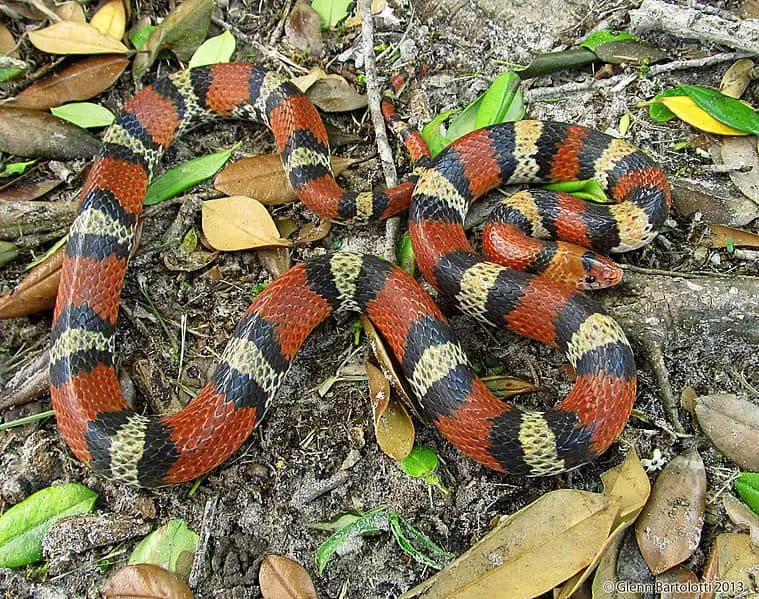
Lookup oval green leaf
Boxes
[50,102,115,128]
[474,71,522,129]
[0,483,97,568]
[679,84,759,135]
[145,142,240,205]
[311,0,353,28]
[188,30,236,69]
[400,445,439,478]
[580,30,638,52]
[735,472,759,515]
[420,109,457,157]
[129,519,199,582]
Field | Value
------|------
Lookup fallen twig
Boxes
[359,0,401,262]
[188,495,219,589]
[631,0,759,54]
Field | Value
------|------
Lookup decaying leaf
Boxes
[656,565,698,599]
[359,315,413,406]
[101,564,194,599]
[723,494,759,545]
[28,21,129,54]
[306,76,367,112]
[634,448,706,575]
[0,106,101,159]
[10,55,128,111]
[128,519,199,583]
[0,179,62,202]
[201,196,290,251]
[706,224,759,249]
[290,68,328,93]
[258,554,317,599]
[90,0,127,40]
[670,176,759,227]
[0,245,64,319]
[402,490,618,598]
[214,154,357,205]
[132,0,214,80]
[711,136,759,206]
[285,0,324,55]
[720,59,755,99]
[558,449,650,599]
[256,220,295,278]
[366,362,415,461]
[694,393,759,470]
[701,533,759,598]
[294,219,331,245]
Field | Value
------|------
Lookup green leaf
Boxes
[446,71,524,142]
[0,483,97,568]
[316,507,388,573]
[396,232,416,275]
[0,240,19,266]
[735,472,759,515]
[144,143,240,205]
[311,0,354,28]
[678,85,759,135]
[474,71,522,129]
[400,445,448,494]
[580,30,638,52]
[129,519,199,582]
[420,109,458,157]
[50,102,115,129]
[308,512,363,531]
[0,67,24,83]
[388,512,449,570]
[648,87,686,122]
[180,228,199,255]
[131,25,157,50]
[544,178,610,203]
[0,160,36,177]
[188,30,236,69]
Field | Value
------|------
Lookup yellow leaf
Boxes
[658,96,750,136]
[201,196,291,251]
[28,21,129,55]
[402,490,618,599]
[90,0,127,41]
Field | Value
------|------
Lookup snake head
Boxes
[579,251,623,290]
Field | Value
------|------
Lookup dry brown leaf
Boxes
[0,106,101,159]
[306,76,368,112]
[55,1,86,21]
[256,248,291,278]
[706,223,759,249]
[700,533,759,599]
[90,0,127,40]
[720,59,755,99]
[294,219,331,245]
[0,179,62,202]
[100,563,194,598]
[694,393,759,470]
[28,21,129,54]
[201,196,290,251]
[258,554,317,599]
[0,23,19,58]
[285,0,324,55]
[0,246,64,319]
[402,489,618,599]
[366,362,415,461]
[290,68,328,93]
[722,494,759,546]
[10,55,128,110]
[558,450,650,599]
[590,533,633,598]
[635,448,706,575]
[656,566,699,599]
[214,154,357,205]
[359,315,413,406]
[717,136,759,205]
[670,176,759,227]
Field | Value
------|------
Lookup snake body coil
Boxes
[50,64,670,486]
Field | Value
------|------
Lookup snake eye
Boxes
[585,275,596,285]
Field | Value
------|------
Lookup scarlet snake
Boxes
[49,63,671,487]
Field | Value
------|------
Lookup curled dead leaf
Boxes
[291,68,328,93]
[258,554,317,599]
[214,154,357,205]
[201,196,290,251]
[100,563,194,598]
[694,393,759,470]
[28,21,129,54]
[0,246,64,319]
[720,59,755,99]
[634,448,706,575]
[306,76,368,112]
[402,489,618,599]
[366,362,415,461]
[10,55,128,110]
[0,106,101,159]
[359,315,413,407]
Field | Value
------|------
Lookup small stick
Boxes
[188,495,219,589]
[359,0,401,262]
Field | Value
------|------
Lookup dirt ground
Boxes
[1,0,759,597]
